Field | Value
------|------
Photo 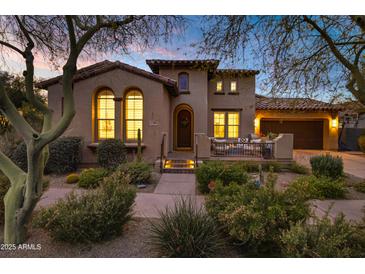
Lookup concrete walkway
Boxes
[153,173,196,195]
[294,149,365,180]
[311,199,365,222]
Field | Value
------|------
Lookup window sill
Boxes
[228,92,239,95]
[179,91,190,94]
[214,92,225,95]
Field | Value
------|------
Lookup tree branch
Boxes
[355,45,365,66]
[351,15,365,33]
[0,41,25,57]
[303,16,356,72]
[0,150,25,183]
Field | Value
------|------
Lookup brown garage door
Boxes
[260,120,324,149]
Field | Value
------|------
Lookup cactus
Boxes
[137,128,142,162]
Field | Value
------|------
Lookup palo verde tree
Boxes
[0,15,183,244]
[199,16,365,104]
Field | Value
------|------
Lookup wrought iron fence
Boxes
[211,140,274,159]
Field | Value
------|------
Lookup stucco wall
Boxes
[208,75,256,137]
[47,68,171,164]
[255,110,339,150]
[158,68,209,152]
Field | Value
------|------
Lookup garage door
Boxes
[260,120,324,149]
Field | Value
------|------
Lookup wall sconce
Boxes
[331,118,338,128]
[254,118,259,129]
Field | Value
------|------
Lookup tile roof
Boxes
[146,59,220,74]
[215,68,260,77]
[36,60,178,95]
[255,95,343,111]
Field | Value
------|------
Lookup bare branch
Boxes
[0,40,24,57]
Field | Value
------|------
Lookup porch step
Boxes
[163,159,196,174]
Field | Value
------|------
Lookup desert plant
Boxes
[0,174,10,225]
[97,139,127,170]
[280,214,365,257]
[117,161,152,185]
[66,173,80,184]
[9,137,82,174]
[310,154,344,180]
[34,175,136,243]
[287,175,346,200]
[206,180,310,255]
[354,181,365,193]
[287,162,309,174]
[196,161,250,193]
[78,168,109,189]
[149,198,224,257]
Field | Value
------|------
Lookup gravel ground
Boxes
[0,218,159,258]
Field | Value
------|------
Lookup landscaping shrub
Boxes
[287,175,346,200]
[354,181,365,193]
[196,161,250,193]
[45,137,82,174]
[287,162,309,174]
[117,161,152,185]
[358,135,365,153]
[280,214,365,257]
[66,173,79,184]
[149,198,224,258]
[206,179,310,255]
[78,168,109,189]
[97,139,127,170]
[310,154,343,180]
[9,142,27,171]
[34,175,136,243]
[9,137,82,174]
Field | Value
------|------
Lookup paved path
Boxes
[294,149,365,180]
[153,173,196,195]
[311,199,365,222]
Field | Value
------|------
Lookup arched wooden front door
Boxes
[174,104,194,150]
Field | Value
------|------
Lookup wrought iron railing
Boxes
[211,140,274,159]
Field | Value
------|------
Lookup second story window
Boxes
[178,72,189,92]
[230,81,237,92]
[216,81,223,92]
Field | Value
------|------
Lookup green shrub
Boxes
[310,154,344,180]
[196,161,250,193]
[97,139,127,170]
[9,137,82,174]
[45,137,83,174]
[287,162,309,174]
[149,198,224,258]
[280,214,365,257]
[354,181,365,193]
[358,135,365,153]
[78,168,109,189]
[206,180,310,255]
[66,173,79,184]
[287,175,346,200]
[34,175,136,243]
[117,161,152,185]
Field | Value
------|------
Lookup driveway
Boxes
[294,150,365,180]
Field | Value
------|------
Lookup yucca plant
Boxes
[149,198,224,258]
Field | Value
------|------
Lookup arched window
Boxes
[125,90,143,141]
[96,89,115,140]
[178,72,189,92]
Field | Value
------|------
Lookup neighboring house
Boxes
[38,59,341,165]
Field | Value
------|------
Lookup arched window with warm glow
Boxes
[125,90,143,141]
[96,89,115,140]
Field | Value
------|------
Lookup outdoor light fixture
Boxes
[331,118,338,128]
[254,118,259,128]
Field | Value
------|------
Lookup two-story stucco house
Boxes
[38,59,341,167]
